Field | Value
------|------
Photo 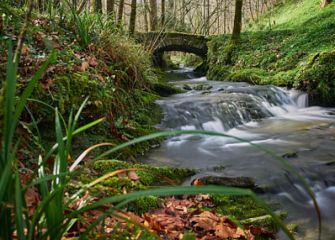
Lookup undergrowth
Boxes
[207,0,335,105]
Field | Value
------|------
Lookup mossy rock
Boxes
[227,68,268,84]
[212,195,270,220]
[206,65,231,81]
[241,211,288,232]
[152,82,183,96]
[93,160,196,186]
[296,51,335,105]
[126,196,160,214]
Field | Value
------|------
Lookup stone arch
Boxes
[136,32,208,67]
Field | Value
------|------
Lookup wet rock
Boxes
[325,160,335,166]
[183,84,192,90]
[191,176,258,189]
[282,152,298,159]
[194,84,213,91]
[241,211,288,231]
[201,91,211,95]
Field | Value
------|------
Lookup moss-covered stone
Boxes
[227,68,268,84]
[212,195,269,220]
[93,160,196,186]
[296,51,335,105]
[241,211,288,232]
[152,82,183,96]
[126,196,159,214]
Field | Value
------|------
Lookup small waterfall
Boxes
[158,83,310,131]
[288,89,309,108]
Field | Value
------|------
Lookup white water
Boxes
[143,74,335,239]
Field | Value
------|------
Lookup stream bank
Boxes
[206,0,335,106]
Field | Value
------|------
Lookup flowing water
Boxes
[143,69,335,239]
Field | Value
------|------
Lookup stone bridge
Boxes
[135,32,209,66]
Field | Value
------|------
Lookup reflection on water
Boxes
[143,70,335,239]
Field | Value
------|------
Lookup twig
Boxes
[13,0,34,65]
[77,0,88,14]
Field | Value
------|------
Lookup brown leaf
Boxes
[80,61,90,72]
[87,56,98,67]
[40,78,55,90]
[190,211,220,231]
[128,171,140,181]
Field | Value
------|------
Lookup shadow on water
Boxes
[143,68,335,240]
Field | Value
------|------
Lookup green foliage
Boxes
[207,0,335,103]
[72,11,99,49]
[296,51,335,103]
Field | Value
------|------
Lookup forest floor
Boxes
[207,0,335,106]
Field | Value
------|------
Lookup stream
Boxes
[143,68,335,240]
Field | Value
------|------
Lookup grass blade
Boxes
[12,51,57,135]
[15,171,26,240]
[3,41,17,161]
[69,143,114,171]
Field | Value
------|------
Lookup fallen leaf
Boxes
[87,56,98,67]
[80,61,89,72]
[128,171,140,181]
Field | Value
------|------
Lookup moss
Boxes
[93,160,196,186]
[296,51,335,105]
[211,195,286,233]
[212,195,269,220]
[227,68,268,84]
[206,65,231,81]
[126,196,159,214]
[152,82,183,97]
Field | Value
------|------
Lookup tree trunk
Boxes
[143,0,149,32]
[149,0,157,31]
[117,0,124,26]
[161,0,165,26]
[129,0,137,36]
[321,0,332,8]
[96,0,102,13]
[106,0,115,14]
[231,0,243,43]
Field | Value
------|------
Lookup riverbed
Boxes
[143,69,335,240]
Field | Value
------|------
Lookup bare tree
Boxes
[143,0,149,31]
[232,0,243,43]
[149,0,158,31]
[117,0,125,25]
[129,0,137,35]
[106,0,115,14]
[161,0,166,26]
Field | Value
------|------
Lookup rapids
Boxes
[143,69,335,239]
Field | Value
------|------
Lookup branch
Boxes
[13,0,34,65]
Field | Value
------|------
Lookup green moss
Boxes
[296,51,335,104]
[93,160,196,186]
[126,196,159,214]
[152,82,183,96]
[212,195,269,220]
[211,195,286,233]
[227,68,268,84]
[206,65,231,81]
